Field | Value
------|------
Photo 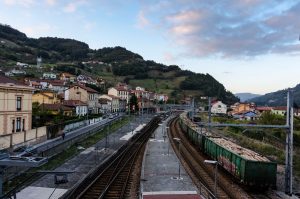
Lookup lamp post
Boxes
[164,126,169,142]
[173,137,181,180]
[204,160,218,198]
[157,123,163,139]
[165,126,170,154]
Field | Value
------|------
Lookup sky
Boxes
[1,0,300,95]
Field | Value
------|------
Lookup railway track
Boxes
[168,117,252,199]
[63,116,160,199]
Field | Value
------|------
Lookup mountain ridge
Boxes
[250,85,300,106]
[235,92,261,102]
[0,23,239,105]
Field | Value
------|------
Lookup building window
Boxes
[12,119,15,133]
[16,117,21,132]
[16,97,22,111]
[22,119,25,131]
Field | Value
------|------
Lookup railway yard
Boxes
[7,111,300,199]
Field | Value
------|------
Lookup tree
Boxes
[129,94,138,113]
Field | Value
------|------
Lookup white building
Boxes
[211,101,227,114]
[108,87,129,103]
[63,100,88,116]
[37,57,42,68]
[99,94,120,112]
[43,73,57,79]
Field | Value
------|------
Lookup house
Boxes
[271,106,286,116]
[47,80,67,94]
[59,72,76,82]
[0,75,47,149]
[99,94,120,112]
[138,98,151,111]
[77,75,97,85]
[43,72,57,79]
[16,62,29,68]
[232,111,258,121]
[255,106,273,115]
[136,86,145,91]
[211,101,227,114]
[98,98,112,114]
[63,100,88,116]
[25,79,67,93]
[119,99,127,112]
[64,84,100,114]
[5,69,26,76]
[231,102,255,114]
[108,86,129,103]
[32,90,60,105]
[39,103,73,116]
[0,75,34,136]
[30,81,43,90]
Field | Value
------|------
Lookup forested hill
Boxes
[250,84,300,106]
[0,24,239,104]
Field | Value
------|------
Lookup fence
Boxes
[0,126,47,150]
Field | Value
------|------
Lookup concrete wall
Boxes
[0,126,47,149]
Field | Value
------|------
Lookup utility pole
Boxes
[199,92,294,195]
[208,97,212,131]
[285,89,294,195]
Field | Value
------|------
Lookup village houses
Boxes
[32,90,61,105]
[64,84,100,114]
[211,101,227,114]
[99,94,120,113]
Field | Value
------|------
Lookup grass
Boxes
[3,117,131,194]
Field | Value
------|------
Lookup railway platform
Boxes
[140,116,201,199]
[15,115,153,199]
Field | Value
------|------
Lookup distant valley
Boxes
[235,93,261,102]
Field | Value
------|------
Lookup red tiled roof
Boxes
[0,75,25,85]
[40,103,72,111]
[107,94,120,99]
[60,72,75,77]
[114,86,127,91]
[99,98,111,104]
[273,106,287,111]
[69,84,98,93]
[63,100,87,107]
[255,106,273,111]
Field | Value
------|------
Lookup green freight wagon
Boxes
[204,136,277,187]
[179,117,206,150]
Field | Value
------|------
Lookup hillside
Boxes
[0,24,239,104]
[235,93,261,102]
[250,85,300,106]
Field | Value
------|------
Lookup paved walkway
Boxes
[141,116,201,199]
[16,114,154,199]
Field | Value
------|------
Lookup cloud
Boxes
[45,0,56,6]
[163,52,177,62]
[84,22,96,31]
[3,0,35,7]
[63,0,87,13]
[139,0,300,58]
[136,10,150,28]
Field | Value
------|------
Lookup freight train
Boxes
[179,112,277,187]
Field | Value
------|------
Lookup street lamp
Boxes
[204,160,218,198]
[173,137,181,180]
[157,123,163,139]
[165,126,170,155]
[164,126,169,142]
